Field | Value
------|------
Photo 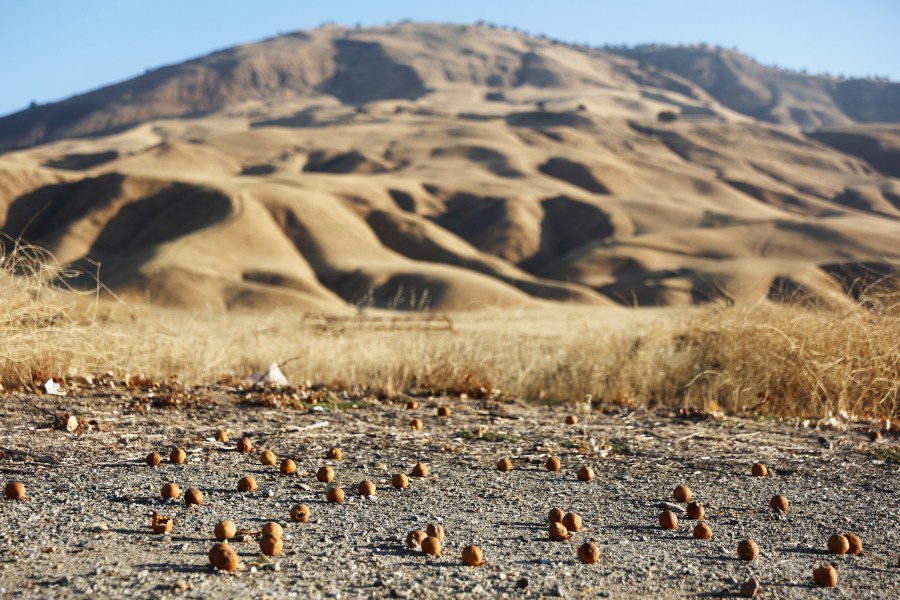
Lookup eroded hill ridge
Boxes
[0,22,897,312]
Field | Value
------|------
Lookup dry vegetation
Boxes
[2,247,897,420]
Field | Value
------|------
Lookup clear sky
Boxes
[2,0,898,117]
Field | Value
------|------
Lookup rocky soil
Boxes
[1,382,898,599]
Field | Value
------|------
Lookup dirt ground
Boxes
[0,381,898,599]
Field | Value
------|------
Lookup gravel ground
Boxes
[1,383,898,599]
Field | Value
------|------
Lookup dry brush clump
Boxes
[670,287,899,418]
[0,241,107,386]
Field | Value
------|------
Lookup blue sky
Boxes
[2,0,898,117]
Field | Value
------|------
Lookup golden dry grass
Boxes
[0,242,103,385]
[2,247,897,419]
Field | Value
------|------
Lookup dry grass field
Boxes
[4,244,896,420]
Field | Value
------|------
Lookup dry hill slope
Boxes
[612,44,900,128]
[0,23,898,313]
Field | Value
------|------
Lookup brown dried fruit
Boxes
[406,400,419,410]
[497,458,512,472]
[210,544,238,572]
[545,456,561,471]
[290,504,310,523]
[562,512,583,532]
[812,564,837,587]
[326,487,344,503]
[827,534,849,555]
[739,576,760,598]
[426,523,445,541]
[422,536,442,555]
[358,480,376,496]
[548,507,565,524]
[576,466,594,482]
[208,542,228,564]
[406,529,427,549]
[844,532,862,555]
[392,473,409,489]
[770,494,789,512]
[578,542,600,564]
[170,447,187,465]
[686,501,704,520]
[565,415,579,425]
[409,418,423,431]
[462,544,483,566]
[673,484,692,503]
[184,487,204,506]
[737,539,759,561]
[259,450,276,466]
[549,522,569,541]
[316,466,335,483]
[215,429,228,443]
[259,533,283,556]
[658,510,678,530]
[411,462,429,477]
[236,437,252,453]
[237,476,257,493]
[326,447,343,460]
[751,462,768,477]
[161,482,181,499]
[214,520,236,540]
[151,513,173,534]
[145,452,161,467]
[261,522,283,538]
[280,458,296,475]
[693,522,712,540]
[5,481,25,500]
[437,406,451,417]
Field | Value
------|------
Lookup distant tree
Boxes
[28,100,38,109]
[657,110,679,123]
[535,100,546,112]
[576,103,587,112]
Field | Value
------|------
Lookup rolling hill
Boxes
[0,22,897,313]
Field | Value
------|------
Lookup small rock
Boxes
[516,578,529,589]
[657,502,686,514]
[91,523,109,534]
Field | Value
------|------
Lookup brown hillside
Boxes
[614,45,900,127]
[0,23,898,312]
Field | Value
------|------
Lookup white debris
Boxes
[44,379,66,396]
[253,362,289,386]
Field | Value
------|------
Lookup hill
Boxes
[0,23,897,313]
[610,44,900,128]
